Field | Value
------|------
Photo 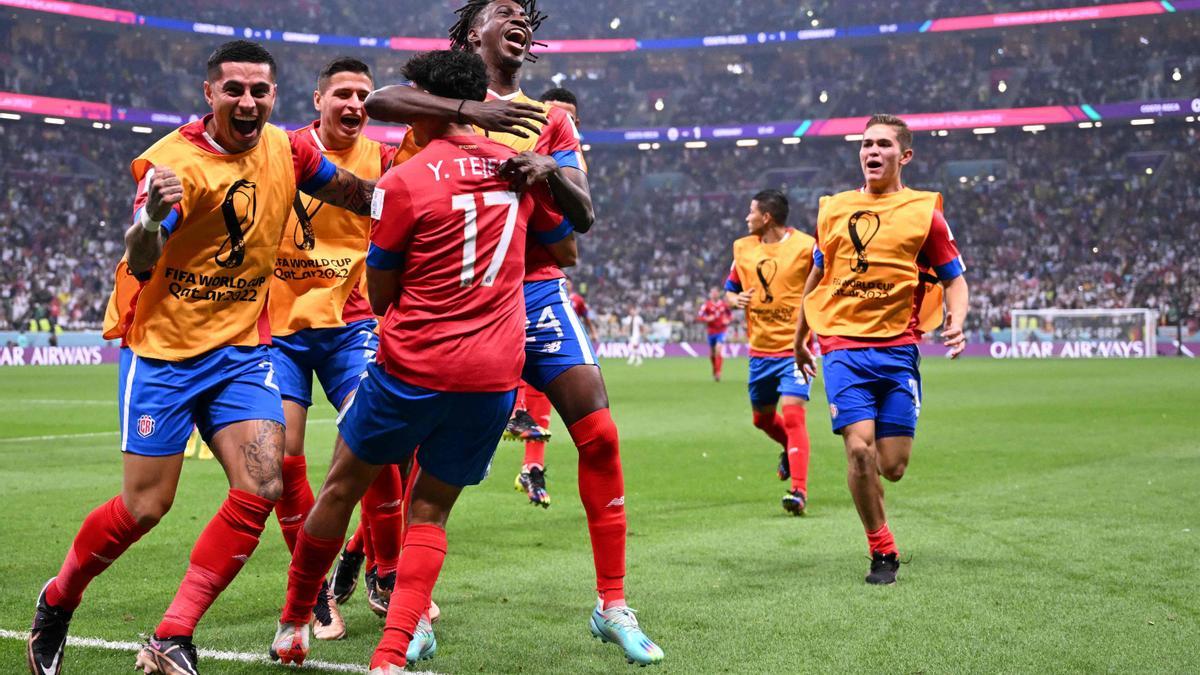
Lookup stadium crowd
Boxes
[1,117,1196,342]
[3,12,1196,129]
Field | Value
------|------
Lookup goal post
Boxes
[1009,308,1158,358]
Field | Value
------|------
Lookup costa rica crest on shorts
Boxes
[137,414,156,438]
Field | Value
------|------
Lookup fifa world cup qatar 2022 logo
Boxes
[216,179,257,269]
[848,210,881,273]
[755,258,777,304]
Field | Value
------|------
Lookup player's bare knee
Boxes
[881,460,907,482]
[844,439,876,476]
[124,494,172,530]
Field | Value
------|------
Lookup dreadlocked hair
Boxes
[448,0,548,63]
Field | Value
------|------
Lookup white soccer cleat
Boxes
[269,621,310,666]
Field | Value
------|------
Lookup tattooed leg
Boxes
[210,419,284,501]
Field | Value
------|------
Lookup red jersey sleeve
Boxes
[291,132,337,194]
[536,109,585,173]
[366,173,418,271]
[527,183,572,245]
[379,143,401,173]
[724,264,743,293]
[920,209,966,281]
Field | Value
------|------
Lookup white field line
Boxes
[23,400,110,405]
[0,628,440,674]
[0,419,337,444]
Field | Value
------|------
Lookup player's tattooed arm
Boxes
[501,153,595,233]
[365,86,547,138]
[125,166,181,275]
[310,167,376,217]
[240,420,284,500]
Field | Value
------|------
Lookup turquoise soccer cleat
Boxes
[406,614,437,664]
[588,601,664,666]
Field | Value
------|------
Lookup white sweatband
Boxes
[139,208,163,233]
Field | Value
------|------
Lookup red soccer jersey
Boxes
[478,90,585,282]
[570,292,588,319]
[368,135,570,392]
[697,299,733,335]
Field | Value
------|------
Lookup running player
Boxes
[795,114,969,585]
[268,49,575,672]
[26,40,379,675]
[725,190,816,515]
[269,56,406,640]
[365,1,662,665]
[697,287,733,381]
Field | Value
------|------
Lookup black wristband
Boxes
[456,99,467,124]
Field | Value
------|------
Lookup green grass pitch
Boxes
[1,357,1197,673]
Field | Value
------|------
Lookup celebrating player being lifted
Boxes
[365,0,663,666]
[795,114,969,585]
[26,40,379,675]
[270,49,575,673]
[725,190,816,515]
[268,56,409,641]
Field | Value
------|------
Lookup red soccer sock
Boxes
[280,527,346,625]
[781,405,811,495]
[275,455,314,554]
[345,521,366,556]
[156,489,274,637]
[372,524,448,669]
[46,495,150,610]
[513,381,528,411]
[363,464,405,577]
[523,388,553,468]
[568,408,627,606]
[866,523,898,556]
[714,351,725,378]
[752,410,789,448]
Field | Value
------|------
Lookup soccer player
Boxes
[365,1,663,665]
[624,304,645,366]
[26,40,379,675]
[725,190,816,515]
[697,287,733,381]
[795,114,969,585]
[268,49,575,672]
[269,56,407,640]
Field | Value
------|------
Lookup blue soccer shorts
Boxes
[271,319,379,409]
[747,355,811,407]
[338,363,516,487]
[118,345,285,457]
[821,344,922,439]
[707,331,727,349]
[521,278,598,391]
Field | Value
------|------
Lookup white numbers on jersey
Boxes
[452,191,520,288]
[259,361,279,391]
[536,306,565,339]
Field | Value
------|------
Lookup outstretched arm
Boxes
[308,167,376,217]
[365,86,547,137]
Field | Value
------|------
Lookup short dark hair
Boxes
[207,40,276,81]
[449,0,547,62]
[753,189,789,226]
[402,50,488,102]
[318,56,372,92]
[865,113,913,151]
[539,87,577,107]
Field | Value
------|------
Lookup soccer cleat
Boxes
[369,570,395,618]
[781,489,807,517]
[269,621,310,665]
[504,409,552,442]
[312,581,346,641]
[330,544,365,605]
[866,551,901,585]
[588,601,664,666]
[406,614,437,664]
[135,635,199,675]
[27,578,72,675]
[515,466,551,508]
[776,451,790,481]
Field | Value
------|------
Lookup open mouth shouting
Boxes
[503,24,531,54]
[231,114,259,139]
[339,114,363,132]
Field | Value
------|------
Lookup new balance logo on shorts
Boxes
[137,414,156,438]
[542,341,563,354]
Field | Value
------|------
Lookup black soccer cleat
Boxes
[134,635,199,675]
[330,544,365,605]
[515,466,551,508]
[504,409,552,442]
[781,489,807,517]
[369,569,395,618]
[776,451,790,481]
[27,579,72,675]
[865,551,901,585]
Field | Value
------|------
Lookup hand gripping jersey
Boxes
[103,124,299,361]
[269,123,398,336]
[367,135,570,393]
[727,228,816,356]
[478,90,586,282]
[805,188,946,340]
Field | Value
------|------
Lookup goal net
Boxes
[1008,308,1158,358]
